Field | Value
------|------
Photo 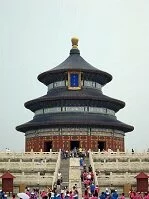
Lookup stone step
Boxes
[59,158,70,187]
[81,157,91,195]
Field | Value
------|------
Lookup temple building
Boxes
[16,37,134,152]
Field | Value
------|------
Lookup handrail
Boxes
[92,151,149,157]
[52,149,61,189]
[88,149,98,186]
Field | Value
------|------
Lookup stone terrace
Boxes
[1,150,149,194]
[0,151,60,193]
[91,151,149,192]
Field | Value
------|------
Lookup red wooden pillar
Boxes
[0,171,15,194]
[135,172,149,192]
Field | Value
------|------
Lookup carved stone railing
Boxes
[89,150,98,186]
[0,151,59,160]
[0,162,56,171]
[0,172,54,187]
[97,172,137,186]
[94,162,149,172]
[52,149,61,188]
[92,151,149,159]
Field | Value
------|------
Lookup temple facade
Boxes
[16,38,134,152]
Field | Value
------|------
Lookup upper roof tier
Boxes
[24,87,125,112]
[38,37,112,86]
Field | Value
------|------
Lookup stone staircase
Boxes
[81,157,90,195]
[59,158,70,188]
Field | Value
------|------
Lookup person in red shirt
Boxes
[119,193,125,199]
[12,194,16,199]
[91,172,94,181]
[95,185,99,195]
[84,190,89,199]
[41,190,47,199]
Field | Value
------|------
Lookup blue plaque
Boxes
[70,73,79,87]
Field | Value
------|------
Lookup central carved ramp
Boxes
[69,158,82,197]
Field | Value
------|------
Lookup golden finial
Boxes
[71,37,79,49]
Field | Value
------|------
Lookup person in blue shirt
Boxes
[99,192,106,199]
[112,190,118,199]
[73,190,79,199]
[56,194,61,199]
[80,157,84,167]
[90,182,95,195]
[0,191,4,199]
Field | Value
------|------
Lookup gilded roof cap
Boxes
[70,37,80,55]
[71,37,79,49]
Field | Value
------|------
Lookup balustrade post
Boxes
[19,159,22,170]
[124,172,129,183]
[116,158,119,170]
[110,172,113,185]
[128,158,131,170]
[37,172,40,186]
[116,148,120,155]
[21,171,24,183]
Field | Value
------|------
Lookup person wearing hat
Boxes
[112,190,118,199]
[30,192,37,199]
[3,195,7,199]
[26,188,31,197]
[104,188,110,199]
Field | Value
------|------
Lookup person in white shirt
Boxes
[57,171,62,183]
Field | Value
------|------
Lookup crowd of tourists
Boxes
[61,148,89,159]
[1,187,149,199]
[23,185,79,199]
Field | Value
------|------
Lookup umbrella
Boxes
[17,193,30,199]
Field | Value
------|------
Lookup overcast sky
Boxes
[0,0,149,152]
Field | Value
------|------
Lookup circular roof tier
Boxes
[16,112,134,133]
[24,87,125,112]
[38,38,112,86]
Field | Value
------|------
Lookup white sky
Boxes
[0,0,149,152]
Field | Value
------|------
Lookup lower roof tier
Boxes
[16,112,134,133]
[25,87,125,112]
